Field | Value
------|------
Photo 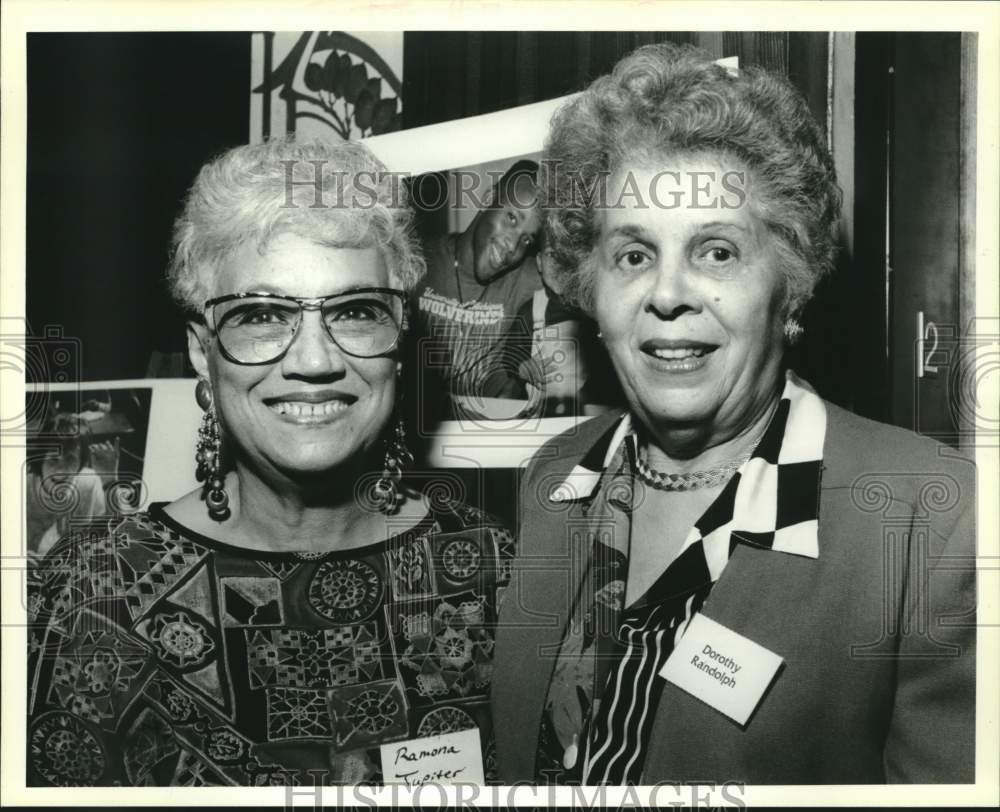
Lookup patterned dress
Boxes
[26,499,515,786]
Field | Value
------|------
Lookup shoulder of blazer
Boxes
[517,411,627,554]
[521,410,627,488]
[821,400,975,534]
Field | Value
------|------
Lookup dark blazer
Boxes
[494,402,976,784]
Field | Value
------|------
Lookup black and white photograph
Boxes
[408,152,627,427]
[24,387,152,557]
[1,2,997,807]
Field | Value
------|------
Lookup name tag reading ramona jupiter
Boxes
[380,727,485,787]
[659,614,784,726]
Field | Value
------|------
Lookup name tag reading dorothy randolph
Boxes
[380,727,485,787]
[659,613,783,726]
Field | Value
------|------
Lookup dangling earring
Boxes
[194,379,230,522]
[372,418,413,515]
[783,318,804,344]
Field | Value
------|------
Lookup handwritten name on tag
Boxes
[380,727,484,787]
[659,613,783,726]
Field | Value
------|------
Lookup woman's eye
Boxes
[700,243,738,265]
[616,248,652,272]
[240,308,287,325]
[333,305,377,322]
[507,211,517,226]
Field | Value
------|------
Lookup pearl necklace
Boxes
[634,452,752,491]
[635,429,766,492]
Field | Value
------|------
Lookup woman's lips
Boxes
[268,400,350,419]
[650,346,709,359]
[640,340,718,371]
[262,392,357,423]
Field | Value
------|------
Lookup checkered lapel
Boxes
[680,371,825,582]
[547,370,826,581]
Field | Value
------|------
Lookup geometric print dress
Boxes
[26,497,515,786]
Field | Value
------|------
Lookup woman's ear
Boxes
[187,321,212,380]
[538,249,565,296]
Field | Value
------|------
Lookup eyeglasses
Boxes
[204,288,405,365]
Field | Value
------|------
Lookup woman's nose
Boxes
[646,258,700,320]
[280,311,347,378]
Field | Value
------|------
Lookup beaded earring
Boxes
[194,379,230,521]
[371,418,413,515]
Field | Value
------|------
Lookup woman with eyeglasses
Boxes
[27,139,514,787]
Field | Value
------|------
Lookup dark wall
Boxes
[26,33,251,381]
[403,31,828,128]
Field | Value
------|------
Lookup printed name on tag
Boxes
[380,727,484,787]
[658,613,783,726]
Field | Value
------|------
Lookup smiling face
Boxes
[471,173,542,283]
[592,156,788,445]
[188,232,397,483]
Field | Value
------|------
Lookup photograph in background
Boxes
[24,387,151,556]
[407,153,624,431]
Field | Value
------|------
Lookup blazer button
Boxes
[563,734,579,769]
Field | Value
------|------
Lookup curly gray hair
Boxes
[542,43,842,316]
[168,137,425,313]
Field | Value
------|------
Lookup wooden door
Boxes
[889,33,977,448]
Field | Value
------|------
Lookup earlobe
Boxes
[187,322,212,380]
[539,250,565,296]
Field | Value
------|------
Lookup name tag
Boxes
[380,727,485,787]
[658,613,783,726]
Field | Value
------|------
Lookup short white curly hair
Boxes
[543,43,842,317]
[168,137,425,313]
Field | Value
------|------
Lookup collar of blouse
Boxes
[546,369,827,573]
